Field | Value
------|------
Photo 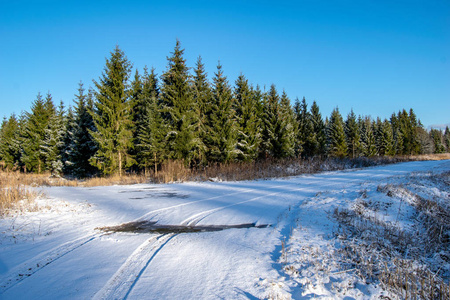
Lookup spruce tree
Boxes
[360,116,377,157]
[130,69,144,170]
[21,93,55,173]
[41,101,66,175]
[345,109,360,158]
[279,91,296,158]
[90,46,134,176]
[294,97,316,157]
[0,114,21,169]
[310,101,326,156]
[376,119,395,156]
[430,129,446,154]
[191,56,210,165]
[444,126,450,152]
[136,68,165,174]
[61,105,76,175]
[204,62,237,163]
[68,83,98,177]
[326,107,348,158]
[160,40,199,164]
[259,85,278,158]
[234,74,260,161]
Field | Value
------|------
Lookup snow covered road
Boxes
[0,160,449,299]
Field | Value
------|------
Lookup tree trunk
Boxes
[118,151,122,178]
[154,152,157,177]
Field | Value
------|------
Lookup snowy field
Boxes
[0,160,449,299]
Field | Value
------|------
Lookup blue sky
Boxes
[1,0,449,128]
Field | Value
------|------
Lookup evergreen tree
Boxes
[390,113,403,155]
[136,68,165,174]
[204,62,237,163]
[129,69,144,169]
[90,46,134,176]
[191,56,210,165]
[375,119,395,156]
[344,109,360,158]
[444,126,450,152]
[279,91,296,158]
[61,105,76,175]
[160,40,199,164]
[430,129,446,154]
[294,97,314,157]
[360,116,377,157]
[41,101,66,175]
[68,83,98,177]
[21,93,55,173]
[326,107,348,158]
[234,74,261,161]
[259,85,278,158]
[310,101,326,156]
[0,114,21,169]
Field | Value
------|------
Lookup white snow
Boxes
[0,160,449,299]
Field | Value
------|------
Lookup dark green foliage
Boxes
[393,109,420,155]
[344,109,360,158]
[359,116,377,157]
[234,74,261,161]
[68,83,98,177]
[279,91,296,158]
[160,40,199,164]
[375,119,395,156]
[21,93,55,173]
[259,85,294,159]
[293,97,312,157]
[430,129,446,154]
[310,101,326,156]
[90,46,134,176]
[5,41,440,176]
[326,107,348,158]
[41,101,66,175]
[135,68,165,173]
[204,63,237,163]
[0,114,21,169]
[191,56,210,165]
[444,126,450,152]
[259,85,278,158]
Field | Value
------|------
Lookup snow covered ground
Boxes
[0,160,449,299]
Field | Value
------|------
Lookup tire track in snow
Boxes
[180,185,310,227]
[92,233,175,300]
[0,233,100,294]
[133,186,265,222]
[134,182,312,223]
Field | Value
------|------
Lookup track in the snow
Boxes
[0,233,100,294]
[92,233,175,300]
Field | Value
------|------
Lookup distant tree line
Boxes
[1,41,449,177]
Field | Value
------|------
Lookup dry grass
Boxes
[0,171,41,216]
[1,153,447,189]
[333,171,450,299]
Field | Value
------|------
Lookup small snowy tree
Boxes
[326,107,347,158]
[41,101,66,175]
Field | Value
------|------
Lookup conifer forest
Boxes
[1,41,449,178]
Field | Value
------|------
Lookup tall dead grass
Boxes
[0,154,447,190]
[0,171,41,216]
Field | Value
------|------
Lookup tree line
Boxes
[1,41,449,177]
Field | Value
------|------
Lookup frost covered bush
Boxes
[333,171,450,299]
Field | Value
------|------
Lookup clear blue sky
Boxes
[1,0,449,128]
